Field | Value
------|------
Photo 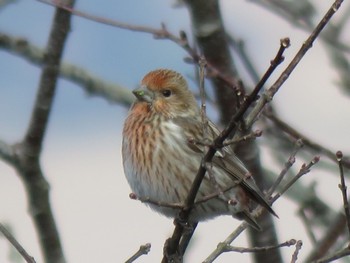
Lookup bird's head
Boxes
[132,69,199,118]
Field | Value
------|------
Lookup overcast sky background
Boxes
[1,0,350,262]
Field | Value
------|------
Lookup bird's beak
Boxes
[132,86,154,103]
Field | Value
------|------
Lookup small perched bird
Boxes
[122,69,276,230]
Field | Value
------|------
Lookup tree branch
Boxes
[125,243,151,263]
[245,0,345,128]
[4,1,76,262]
[162,38,287,261]
[0,32,134,107]
[336,151,350,236]
[204,156,318,263]
[0,223,36,263]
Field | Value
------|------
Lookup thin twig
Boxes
[0,223,36,263]
[268,139,303,196]
[194,179,242,205]
[312,246,350,263]
[226,34,260,83]
[125,243,151,263]
[291,240,303,263]
[36,0,239,89]
[204,163,226,200]
[0,32,134,107]
[305,211,347,262]
[222,130,262,146]
[266,110,350,169]
[223,239,296,253]
[129,193,184,210]
[203,223,248,263]
[272,156,320,203]
[204,156,319,263]
[162,37,289,261]
[298,208,317,244]
[246,0,345,128]
[336,151,350,237]
[198,57,207,133]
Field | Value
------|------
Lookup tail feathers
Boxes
[235,211,262,231]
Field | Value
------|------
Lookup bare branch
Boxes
[203,223,248,263]
[312,247,350,263]
[129,193,184,210]
[267,139,303,196]
[194,178,242,205]
[36,0,240,90]
[125,243,151,263]
[0,32,134,107]
[222,130,262,147]
[0,0,17,10]
[198,57,208,137]
[244,37,289,128]
[291,240,303,263]
[336,151,350,237]
[305,211,347,262]
[298,208,317,244]
[272,156,320,202]
[0,223,36,263]
[265,110,350,169]
[245,0,345,128]
[205,155,319,263]
[2,1,77,262]
[162,37,288,260]
[223,239,296,253]
[0,139,15,165]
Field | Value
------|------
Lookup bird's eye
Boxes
[162,90,172,97]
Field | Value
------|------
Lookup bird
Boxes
[122,69,276,230]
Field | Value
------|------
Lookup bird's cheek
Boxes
[153,100,170,116]
[131,102,151,115]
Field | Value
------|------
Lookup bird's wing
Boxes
[174,117,277,217]
[207,120,277,217]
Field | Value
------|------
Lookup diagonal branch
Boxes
[0,32,134,107]
[204,156,319,263]
[265,110,350,169]
[0,223,36,263]
[162,38,288,262]
[245,0,345,128]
